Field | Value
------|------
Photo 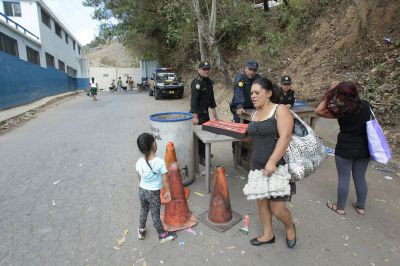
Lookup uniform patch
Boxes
[196,84,201,90]
[238,81,244,88]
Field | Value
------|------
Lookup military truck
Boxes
[149,68,184,100]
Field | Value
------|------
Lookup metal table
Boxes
[193,125,240,193]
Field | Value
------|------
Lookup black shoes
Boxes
[286,223,297,248]
[250,235,275,246]
[250,223,296,248]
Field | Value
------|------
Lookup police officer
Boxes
[190,61,218,163]
[230,60,260,122]
[279,75,296,108]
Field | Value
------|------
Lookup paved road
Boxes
[0,91,399,266]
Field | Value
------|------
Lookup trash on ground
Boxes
[322,248,331,252]
[356,226,361,230]
[384,37,393,44]
[372,166,395,173]
[241,250,245,255]
[239,214,250,234]
[52,180,61,185]
[160,260,164,264]
[375,199,387,203]
[194,192,204,197]
[116,229,129,246]
[227,246,235,250]
[185,227,197,236]
[352,252,358,256]
[52,200,55,206]
[324,146,335,156]
[384,176,393,180]
[79,163,83,167]
[179,240,185,246]
[113,246,120,250]
[344,235,349,240]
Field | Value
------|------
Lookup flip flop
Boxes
[326,202,345,215]
[352,202,365,215]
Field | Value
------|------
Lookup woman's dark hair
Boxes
[253,77,280,103]
[137,133,156,173]
[324,81,362,118]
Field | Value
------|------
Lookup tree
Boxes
[190,0,232,89]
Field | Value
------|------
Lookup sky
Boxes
[43,0,100,45]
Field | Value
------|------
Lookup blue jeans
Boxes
[335,156,369,209]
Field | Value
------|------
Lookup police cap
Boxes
[199,61,211,70]
[246,60,259,70]
[281,75,292,85]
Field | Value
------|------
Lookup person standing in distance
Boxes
[230,60,260,122]
[190,61,218,165]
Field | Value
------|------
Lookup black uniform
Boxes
[190,75,217,159]
[279,88,295,108]
[230,71,260,122]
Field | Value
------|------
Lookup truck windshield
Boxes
[156,72,177,81]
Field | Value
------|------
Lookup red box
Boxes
[202,120,248,139]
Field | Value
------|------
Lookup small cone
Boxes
[165,142,178,167]
[160,163,197,231]
[199,166,242,232]
[161,141,189,204]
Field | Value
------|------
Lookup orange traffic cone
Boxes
[160,163,197,231]
[161,142,189,204]
[199,166,242,232]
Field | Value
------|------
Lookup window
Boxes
[67,66,77,77]
[65,33,69,44]
[0,32,19,57]
[45,52,55,67]
[72,40,76,50]
[3,2,21,17]
[26,46,40,65]
[41,9,51,28]
[58,60,65,72]
[55,23,62,38]
[78,46,81,55]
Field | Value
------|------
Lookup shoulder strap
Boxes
[251,110,257,121]
[369,107,376,120]
[272,104,279,119]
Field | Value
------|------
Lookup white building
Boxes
[89,67,141,90]
[0,0,88,78]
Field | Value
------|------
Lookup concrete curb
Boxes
[0,91,82,126]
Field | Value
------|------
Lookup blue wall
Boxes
[0,51,89,110]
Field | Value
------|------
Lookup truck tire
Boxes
[178,92,183,99]
[155,89,160,100]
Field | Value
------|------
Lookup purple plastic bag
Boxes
[366,109,392,164]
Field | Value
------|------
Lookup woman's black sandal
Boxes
[352,202,365,215]
[326,202,345,215]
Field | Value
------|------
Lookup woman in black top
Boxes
[245,77,296,248]
[316,82,371,215]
